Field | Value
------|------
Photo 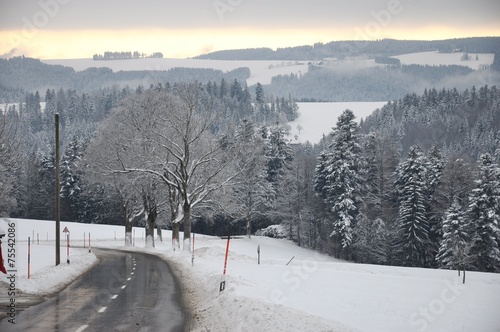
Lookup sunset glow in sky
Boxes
[1,0,499,59]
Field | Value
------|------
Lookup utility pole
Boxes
[55,113,60,266]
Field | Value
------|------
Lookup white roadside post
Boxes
[63,226,70,264]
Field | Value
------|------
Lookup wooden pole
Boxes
[55,113,61,266]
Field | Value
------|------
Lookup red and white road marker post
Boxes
[220,226,231,292]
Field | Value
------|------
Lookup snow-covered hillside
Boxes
[41,58,308,86]
[289,102,387,144]
[393,51,494,70]
[1,218,499,331]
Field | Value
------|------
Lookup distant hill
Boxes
[0,57,251,102]
[360,85,500,159]
[195,37,500,60]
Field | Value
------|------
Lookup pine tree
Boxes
[426,144,445,259]
[436,199,468,269]
[60,137,84,222]
[264,125,293,188]
[255,83,265,104]
[314,110,364,258]
[395,145,431,267]
[467,153,500,272]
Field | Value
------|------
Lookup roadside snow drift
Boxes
[1,219,499,331]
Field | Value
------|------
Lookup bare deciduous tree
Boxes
[86,85,241,250]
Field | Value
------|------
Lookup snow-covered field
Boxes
[289,102,388,144]
[42,51,495,89]
[393,51,494,70]
[42,58,308,86]
[1,218,499,331]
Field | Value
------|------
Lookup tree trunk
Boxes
[462,268,466,284]
[296,212,302,247]
[182,202,191,251]
[142,192,157,248]
[172,222,180,250]
[125,218,133,246]
[122,203,133,246]
[246,211,252,239]
[157,223,162,242]
[145,212,156,248]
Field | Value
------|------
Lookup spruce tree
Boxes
[60,137,84,222]
[467,153,500,272]
[426,144,445,259]
[395,145,431,267]
[436,199,468,269]
[314,110,364,258]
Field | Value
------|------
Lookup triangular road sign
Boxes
[63,227,69,233]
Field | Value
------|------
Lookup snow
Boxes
[40,51,495,90]
[288,102,388,144]
[2,218,500,331]
[0,102,46,113]
[393,51,494,70]
[41,58,309,86]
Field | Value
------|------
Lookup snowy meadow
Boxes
[1,218,499,332]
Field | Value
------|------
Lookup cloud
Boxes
[1,0,499,32]
[0,48,18,58]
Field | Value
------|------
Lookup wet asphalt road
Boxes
[0,248,186,332]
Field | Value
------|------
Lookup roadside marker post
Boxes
[220,225,231,292]
[28,237,31,279]
[84,232,86,248]
[88,233,91,253]
[63,227,70,264]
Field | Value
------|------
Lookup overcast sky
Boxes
[1,0,499,59]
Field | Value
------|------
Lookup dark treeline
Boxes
[0,78,298,225]
[1,75,498,272]
[0,57,251,102]
[93,51,164,60]
[360,85,500,158]
[196,37,500,60]
[265,63,500,102]
[309,85,499,272]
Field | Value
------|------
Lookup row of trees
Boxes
[92,51,164,60]
[265,63,499,102]
[82,83,297,248]
[196,37,500,60]
[0,57,251,102]
[1,76,498,272]
[361,85,500,159]
[313,107,499,272]
[0,78,296,232]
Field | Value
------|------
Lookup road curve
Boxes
[0,248,187,332]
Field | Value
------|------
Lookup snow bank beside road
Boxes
[1,219,500,331]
